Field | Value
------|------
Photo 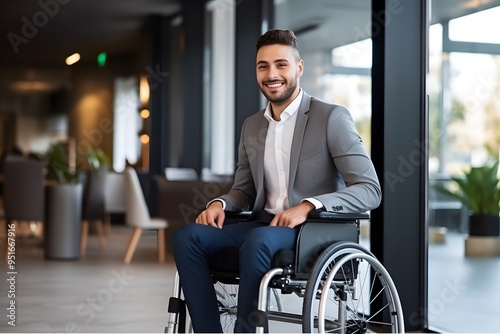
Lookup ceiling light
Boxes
[139,75,150,106]
[140,108,150,119]
[65,53,80,66]
[10,81,56,92]
[140,134,150,144]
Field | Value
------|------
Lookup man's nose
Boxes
[268,66,279,79]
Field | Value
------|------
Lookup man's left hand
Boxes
[269,201,315,228]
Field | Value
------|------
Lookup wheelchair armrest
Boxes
[306,210,369,222]
[294,211,366,278]
[224,211,251,224]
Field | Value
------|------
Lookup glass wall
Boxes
[427,6,500,332]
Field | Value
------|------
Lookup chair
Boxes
[166,212,404,333]
[123,167,168,264]
[2,156,45,252]
[164,167,198,181]
[103,171,126,234]
[80,166,107,256]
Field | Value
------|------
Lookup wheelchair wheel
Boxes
[215,282,239,332]
[212,282,283,333]
[302,241,404,333]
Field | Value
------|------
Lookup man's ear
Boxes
[297,59,304,77]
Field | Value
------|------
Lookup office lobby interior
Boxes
[1,0,500,332]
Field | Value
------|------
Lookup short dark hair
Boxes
[256,29,300,60]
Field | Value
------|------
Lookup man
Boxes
[173,29,381,333]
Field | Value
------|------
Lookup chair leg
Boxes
[80,220,89,256]
[157,228,165,263]
[30,220,44,239]
[124,227,143,264]
[95,220,105,248]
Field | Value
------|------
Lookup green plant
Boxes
[86,148,110,171]
[436,160,500,216]
[45,143,78,184]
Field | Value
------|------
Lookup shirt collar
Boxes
[264,89,303,123]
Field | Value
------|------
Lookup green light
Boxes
[97,52,107,67]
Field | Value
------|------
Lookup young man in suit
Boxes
[173,29,381,333]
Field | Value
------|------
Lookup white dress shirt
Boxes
[209,89,323,214]
[262,90,301,213]
[262,90,323,214]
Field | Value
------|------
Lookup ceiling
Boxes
[0,0,181,67]
[1,0,500,96]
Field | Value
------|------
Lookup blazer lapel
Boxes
[288,93,311,193]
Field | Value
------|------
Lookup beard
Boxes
[260,77,298,104]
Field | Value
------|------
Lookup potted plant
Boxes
[436,160,500,237]
[86,147,110,171]
[43,142,83,260]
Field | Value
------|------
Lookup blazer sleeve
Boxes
[217,118,257,212]
[314,106,382,212]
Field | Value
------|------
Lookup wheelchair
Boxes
[166,211,404,333]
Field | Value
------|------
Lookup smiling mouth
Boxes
[265,82,284,88]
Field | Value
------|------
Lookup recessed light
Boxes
[65,53,80,65]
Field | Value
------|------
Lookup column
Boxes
[371,0,428,331]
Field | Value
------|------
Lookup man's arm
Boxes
[196,200,225,229]
[217,117,259,212]
[315,106,381,212]
[269,201,315,227]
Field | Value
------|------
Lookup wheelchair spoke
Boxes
[214,283,238,333]
[303,245,404,333]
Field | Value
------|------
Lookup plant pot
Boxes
[45,183,83,260]
[468,214,500,237]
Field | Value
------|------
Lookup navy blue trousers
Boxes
[172,214,299,333]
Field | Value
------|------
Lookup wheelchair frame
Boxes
[166,211,404,333]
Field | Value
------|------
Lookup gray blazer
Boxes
[219,92,381,216]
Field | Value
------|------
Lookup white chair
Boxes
[164,167,198,181]
[103,171,126,234]
[123,167,168,264]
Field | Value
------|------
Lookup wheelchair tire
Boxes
[212,282,283,333]
[302,241,404,333]
[215,282,239,333]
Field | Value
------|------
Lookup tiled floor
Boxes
[1,224,499,333]
[0,226,176,333]
[427,231,500,333]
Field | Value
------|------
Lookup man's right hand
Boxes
[195,201,225,229]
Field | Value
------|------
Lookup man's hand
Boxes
[195,201,225,229]
[269,201,315,228]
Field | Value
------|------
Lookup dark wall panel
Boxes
[234,0,273,160]
[371,0,428,331]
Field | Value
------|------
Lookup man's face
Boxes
[256,44,303,105]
